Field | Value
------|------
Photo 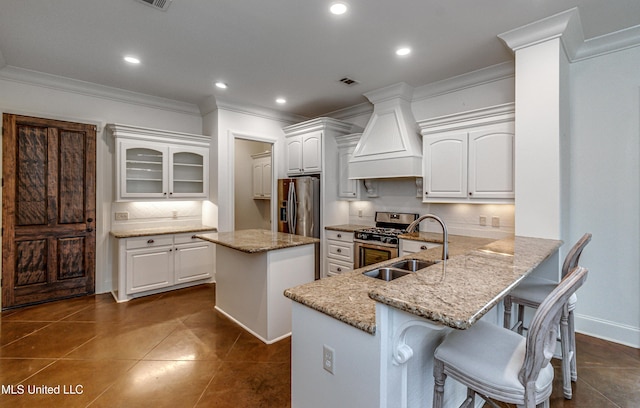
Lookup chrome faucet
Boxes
[406,214,448,261]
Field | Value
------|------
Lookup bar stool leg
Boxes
[433,359,446,408]
[560,305,573,399]
[568,308,578,381]
[503,296,512,329]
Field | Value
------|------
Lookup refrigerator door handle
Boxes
[288,182,297,233]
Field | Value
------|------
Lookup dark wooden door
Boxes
[2,114,96,309]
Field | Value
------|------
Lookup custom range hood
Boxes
[348,82,422,179]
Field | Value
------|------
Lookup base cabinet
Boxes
[113,232,214,302]
[400,238,442,257]
[324,230,354,278]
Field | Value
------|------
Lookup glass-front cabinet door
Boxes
[121,142,168,199]
[169,147,209,198]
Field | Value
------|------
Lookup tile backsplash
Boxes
[111,200,204,230]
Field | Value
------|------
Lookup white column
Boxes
[499,8,583,278]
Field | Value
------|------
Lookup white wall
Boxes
[0,68,203,296]
[569,46,640,347]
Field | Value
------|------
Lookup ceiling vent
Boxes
[339,77,359,86]
[136,0,172,11]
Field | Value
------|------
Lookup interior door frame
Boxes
[0,108,105,309]
[227,131,279,232]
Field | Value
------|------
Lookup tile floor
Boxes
[0,284,638,408]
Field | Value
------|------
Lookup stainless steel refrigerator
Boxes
[278,176,320,278]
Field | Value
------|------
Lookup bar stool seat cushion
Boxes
[511,276,577,310]
[435,320,554,403]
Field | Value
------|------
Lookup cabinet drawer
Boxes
[327,241,354,263]
[126,235,173,250]
[325,230,354,243]
[400,239,442,254]
[174,232,213,245]
[328,260,353,275]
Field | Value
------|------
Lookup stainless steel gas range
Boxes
[354,212,419,268]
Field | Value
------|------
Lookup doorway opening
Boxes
[234,138,273,230]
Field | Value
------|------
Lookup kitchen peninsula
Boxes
[197,229,318,344]
[284,235,562,408]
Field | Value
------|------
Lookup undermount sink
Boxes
[388,259,439,272]
[363,268,410,281]
[363,259,440,281]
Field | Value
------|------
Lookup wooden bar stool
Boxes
[433,265,589,408]
[503,233,591,399]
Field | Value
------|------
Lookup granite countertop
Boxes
[110,224,217,238]
[196,229,320,253]
[398,231,450,244]
[284,235,561,334]
[325,224,371,233]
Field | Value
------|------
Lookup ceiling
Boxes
[1,0,639,118]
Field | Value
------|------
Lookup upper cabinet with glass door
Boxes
[109,124,210,201]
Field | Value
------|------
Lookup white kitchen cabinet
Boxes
[336,133,362,200]
[285,131,322,175]
[109,123,210,201]
[325,229,354,278]
[400,238,442,256]
[251,151,272,199]
[113,232,214,302]
[419,104,515,204]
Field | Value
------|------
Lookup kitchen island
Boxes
[284,235,562,408]
[197,229,318,344]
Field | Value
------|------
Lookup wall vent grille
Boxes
[136,0,172,11]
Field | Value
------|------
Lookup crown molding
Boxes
[499,7,640,63]
[498,8,584,60]
[204,96,308,125]
[322,101,373,121]
[0,65,201,116]
[575,24,640,61]
[413,61,514,101]
[282,117,360,137]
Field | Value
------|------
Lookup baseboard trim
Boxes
[575,313,640,349]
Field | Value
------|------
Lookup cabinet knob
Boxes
[87,218,93,223]
[469,192,473,196]
[86,227,94,232]
[336,248,342,253]
[425,192,429,195]
[191,235,197,239]
[163,192,167,196]
[420,245,427,250]
[147,239,155,244]
[337,267,342,272]
[337,234,342,238]
[169,192,173,195]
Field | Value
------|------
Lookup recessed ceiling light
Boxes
[215,82,228,89]
[276,98,287,104]
[395,47,412,56]
[124,55,141,64]
[329,2,348,15]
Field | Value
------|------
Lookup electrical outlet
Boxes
[358,209,363,218]
[323,344,335,374]
[172,210,178,218]
[492,216,500,228]
[115,211,129,221]
[479,215,487,226]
